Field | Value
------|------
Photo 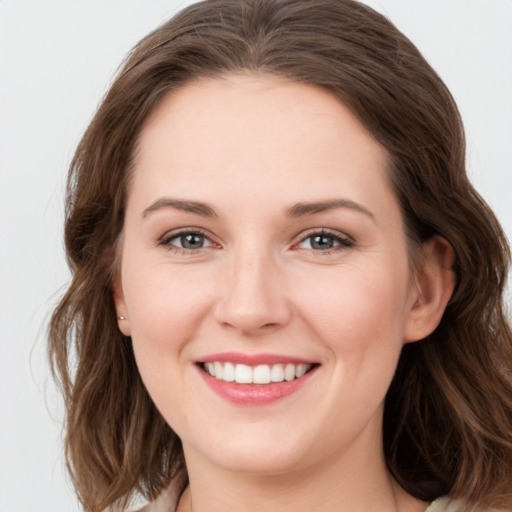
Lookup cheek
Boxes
[122,261,216,360]
[291,261,410,430]
[121,262,218,424]
[294,260,410,355]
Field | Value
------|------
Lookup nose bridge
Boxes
[215,241,290,334]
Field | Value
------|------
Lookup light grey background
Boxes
[1,1,511,511]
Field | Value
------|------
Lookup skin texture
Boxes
[114,74,454,512]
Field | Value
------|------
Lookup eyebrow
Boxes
[286,199,375,221]
[142,198,218,218]
[142,197,375,222]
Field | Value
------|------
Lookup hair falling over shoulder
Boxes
[48,1,512,511]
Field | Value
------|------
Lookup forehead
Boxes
[129,74,395,217]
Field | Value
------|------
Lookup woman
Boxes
[48,0,512,511]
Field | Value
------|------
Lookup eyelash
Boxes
[158,228,354,255]
[293,229,354,255]
[158,227,216,255]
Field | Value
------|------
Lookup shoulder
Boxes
[425,497,465,512]
[128,485,177,512]
[130,501,172,512]
[425,497,512,512]
[129,502,170,512]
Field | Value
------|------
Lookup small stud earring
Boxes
[118,316,126,320]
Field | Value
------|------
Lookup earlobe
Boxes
[404,236,456,343]
[113,279,131,336]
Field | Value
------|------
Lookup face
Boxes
[115,74,421,477]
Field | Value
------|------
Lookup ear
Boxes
[113,279,131,336]
[404,236,455,343]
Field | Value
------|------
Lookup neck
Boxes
[177,432,427,512]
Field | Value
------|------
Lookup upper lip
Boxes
[196,352,318,366]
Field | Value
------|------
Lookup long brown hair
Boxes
[48,1,512,510]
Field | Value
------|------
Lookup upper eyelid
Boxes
[158,228,220,252]
[157,226,354,248]
[290,229,355,255]
[294,228,354,244]
[159,226,213,241]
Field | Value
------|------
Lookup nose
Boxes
[213,246,292,336]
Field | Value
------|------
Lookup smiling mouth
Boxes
[199,362,318,385]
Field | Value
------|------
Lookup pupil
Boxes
[312,235,333,250]
[182,233,203,249]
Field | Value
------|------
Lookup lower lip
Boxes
[197,366,318,405]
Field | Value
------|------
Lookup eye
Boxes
[296,230,354,252]
[159,229,216,251]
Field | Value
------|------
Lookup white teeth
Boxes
[203,362,313,384]
[235,364,253,384]
[295,364,308,378]
[223,362,235,382]
[284,364,295,381]
[253,365,271,384]
[206,362,215,376]
[214,361,223,380]
[270,364,284,382]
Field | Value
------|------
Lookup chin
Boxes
[211,449,309,476]
[183,425,329,477]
